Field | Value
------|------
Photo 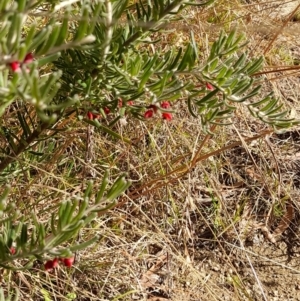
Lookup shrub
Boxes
[0,0,298,298]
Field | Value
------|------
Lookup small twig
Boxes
[263,3,300,55]
[253,65,300,77]
[191,124,217,167]
[265,135,281,197]
[116,129,274,208]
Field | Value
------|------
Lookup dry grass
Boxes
[2,0,300,300]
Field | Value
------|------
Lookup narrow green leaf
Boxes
[74,6,90,41]
[17,111,31,138]
[37,53,61,67]
[260,98,278,113]
[225,29,236,47]
[207,57,219,73]
[106,176,131,201]
[169,47,182,70]
[29,27,51,54]
[187,97,198,118]
[231,78,252,94]
[95,171,109,203]
[69,235,99,252]
[195,89,219,105]
[0,23,9,41]
[83,181,93,201]
[51,214,57,236]
[37,225,46,249]
[250,93,273,107]
[216,66,228,79]
[57,201,68,231]
[177,44,193,71]
[64,199,79,225]
[24,24,37,49]
[233,53,247,69]
[266,104,286,117]
[20,224,28,246]
[72,200,88,224]
[55,16,69,46]
[37,24,61,55]
[238,85,261,102]
[246,56,264,75]
[7,13,23,52]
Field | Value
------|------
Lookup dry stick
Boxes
[191,124,217,168]
[253,65,300,77]
[263,3,300,55]
[267,71,300,82]
[169,124,217,169]
[116,129,274,207]
[265,135,281,197]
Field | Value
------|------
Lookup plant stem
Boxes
[0,122,48,173]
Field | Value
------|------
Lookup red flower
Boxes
[87,111,101,120]
[10,247,16,255]
[8,53,34,73]
[52,258,59,268]
[206,83,214,90]
[87,111,94,120]
[44,258,59,271]
[9,61,21,72]
[23,53,33,64]
[104,107,110,115]
[62,257,74,267]
[162,112,172,121]
[161,101,171,109]
[144,109,154,118]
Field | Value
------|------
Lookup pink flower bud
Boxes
[104,107,110,115]
[206,83,214,90]
[23,53,33,64]
[9,61,21,72]
[161,101,171,109]
[44,258,59,271]
[144,109,154,118]
[62,257,74,267]
[87,111,101,120]
[52,258,59,268]
[10,247,16,255]
[127,101,134,106]
[162,112,172,121]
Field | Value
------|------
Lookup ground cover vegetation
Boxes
[0,0,300,300]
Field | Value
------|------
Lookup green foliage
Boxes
[0,0,297,176]
[0,173,130,270]
[188,30,298,130]
[0,2,298,298]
